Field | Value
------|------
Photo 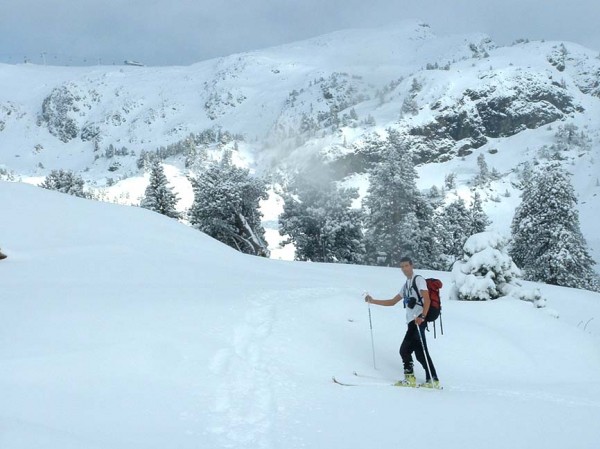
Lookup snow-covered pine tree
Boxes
[510,163,599,291]
[438,198,472,267]
[473,153,490,186]
[401,199,444,270]
[188,152,269,257]
[470,192,491,235]
[477,153,489,177]
[140,160,181,219]
[414,194,445,269]
[554,123,591,151]
[515,161,534,189]
[279,177,364,263]
[400,78,422,116]
[452,232,522,301]
[444,172,457,190]
[364,129,417,265]
[363,128,440,268]
[39,169,88,198]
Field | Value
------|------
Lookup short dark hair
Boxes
[399,257,413,265]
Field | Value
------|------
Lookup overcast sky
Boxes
[1,0,599,66]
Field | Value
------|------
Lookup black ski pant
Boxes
[399,321,438,381]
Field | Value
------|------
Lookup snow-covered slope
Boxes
[1,181,599,448]
[0,21,492,172]
[1,20,600,264]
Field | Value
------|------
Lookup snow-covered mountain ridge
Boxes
[0,21,498,166]
[1,20,600,262]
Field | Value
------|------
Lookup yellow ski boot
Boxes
[421,379,442,389]
[394,373,417,387]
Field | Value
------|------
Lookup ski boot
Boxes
[394,372,417,387]
[420,379,442,389]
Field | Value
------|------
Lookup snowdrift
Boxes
[1,181,599,449]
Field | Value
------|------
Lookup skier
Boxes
[0,247,6,260]
[365,256,440,388]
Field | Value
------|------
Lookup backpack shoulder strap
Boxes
[411,275,425,305]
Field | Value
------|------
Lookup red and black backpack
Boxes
[412,276,444,337]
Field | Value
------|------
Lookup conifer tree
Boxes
[40,169,88,198]
[189,152,269,257]
[444,172,457,190]
[363,129,440,268]
[437,192,491,268]
[438,198,472,266]
[140,160,181,219]
[470,192,491,235]
[401,78,422,116]
[473,154,491,186]
[452,232,522,301]
[279,177,364,263]
[510,163,599,291]
[402,199,443,270]
[364,130,417,265]
[417,194,446,269]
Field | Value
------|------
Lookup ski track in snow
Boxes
[208,293,277,448]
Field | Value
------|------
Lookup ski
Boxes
[333,373,443,389]
[353,371,443,390]
[332,376,394,387]
[352,371,418,388]
[352,371,397,382]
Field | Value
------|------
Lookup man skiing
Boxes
[365,256,440,388]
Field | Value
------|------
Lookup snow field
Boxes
[1,181,599,448]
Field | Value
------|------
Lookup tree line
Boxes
[39,127,599,292]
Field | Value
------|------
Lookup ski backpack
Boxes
[412,276,444,337]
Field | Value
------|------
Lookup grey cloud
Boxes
[1,0,598,66]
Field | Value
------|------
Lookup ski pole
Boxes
[366,293,377,370]
[416,321,433,381]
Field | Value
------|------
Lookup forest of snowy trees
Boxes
[279,129,493,270]
[38,128,599,293]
